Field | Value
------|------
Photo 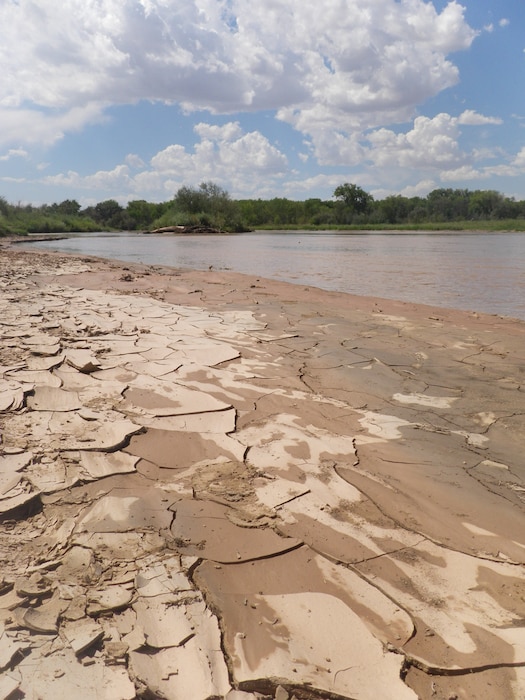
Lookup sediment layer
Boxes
[0,246,524,700]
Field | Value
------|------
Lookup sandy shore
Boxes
[0,244,524,700]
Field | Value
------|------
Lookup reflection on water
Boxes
[26,231,525,320]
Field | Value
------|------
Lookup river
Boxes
[26,230,525,321]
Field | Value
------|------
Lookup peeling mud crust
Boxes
[0,246,524,700]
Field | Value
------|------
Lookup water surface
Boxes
[27,230,525,320]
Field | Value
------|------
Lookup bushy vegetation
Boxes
[2,183,525,237]
[238,185,525,229]
[149,182,247,232]
[0,196,102,235]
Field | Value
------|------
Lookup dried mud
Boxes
[0,245,524,700]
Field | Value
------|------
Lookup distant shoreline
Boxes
[4,218,525,239]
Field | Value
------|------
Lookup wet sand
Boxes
[0,245,524,700]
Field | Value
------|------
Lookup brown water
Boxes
[27,230,525,320]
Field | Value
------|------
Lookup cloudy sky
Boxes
[1,0,524,206]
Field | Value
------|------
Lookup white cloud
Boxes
[0,177,26,184]
[0,104,108,148]
[125,154,146,169]
[458,110,503,126]
[357,109,505,183]
[150,121,288,191]
[399,180,438,198]
[472,146,503,161]
[0,0,477,160]
[282,173,353,198]
[440,165,488,182]
[194,123,243,141]
[440,148,525,183]
[37,105,517,202]
[488,164,521,177]
[218,131,288,173]
[8,1,514,201]
[512,148,525,169]
[367,113,464,169]
[43,165,132,192]
[41,121,288,200]
[0,148,29,161]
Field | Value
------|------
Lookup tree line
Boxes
[1,182,525,236]
[238,184,525,228]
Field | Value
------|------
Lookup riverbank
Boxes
[254,219,525,231]
[0,246,524,700]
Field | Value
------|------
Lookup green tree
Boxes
[333,183,374,215]
[173,185,207,215]
[126,200,159,230]
[93,199,124,227]
[172,182,241,230]
[468,190,505,219]
[378,195,409,224]
[55,199,81,216]
[426,188,469,221]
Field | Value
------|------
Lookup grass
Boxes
[254,219,525,232]
[0,215,101,236]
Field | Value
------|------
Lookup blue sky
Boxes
[0,0,524,206]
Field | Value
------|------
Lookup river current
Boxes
[26,230,525,321]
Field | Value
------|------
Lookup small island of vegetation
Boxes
[2,181,525,236]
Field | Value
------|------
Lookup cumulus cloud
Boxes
[439,148,525,184]
[367,114,465,169]
[440,165,488,182]
[37,104,514,202]
[43,164,132,192]
[512,147,525,169]
[41,121,288,200]
[150,121,288,188]
[0,104,107,148]
[0,0,477,159]
[458,110,503,126]
[362,109,505,181]
[399,180,438,198]
[125,154,146,169]
[5,0,508,201]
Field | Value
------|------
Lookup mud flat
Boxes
[0,245,524,700]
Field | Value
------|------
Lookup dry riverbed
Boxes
[0,245,524,700]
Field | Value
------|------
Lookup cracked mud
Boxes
[0,246,524,700]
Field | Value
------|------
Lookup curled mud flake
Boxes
[78,451,139,480]
[65,349,102,373]
[14,572,53,598]
[62,619,105,655]
[13,590,69,635]
[0,622,30,670]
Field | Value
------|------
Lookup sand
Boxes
[0,244,524,700]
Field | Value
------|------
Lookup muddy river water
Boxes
[27,230,525,320]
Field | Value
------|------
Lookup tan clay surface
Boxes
[0,245,524,700]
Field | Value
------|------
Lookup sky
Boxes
[0,0,524,207]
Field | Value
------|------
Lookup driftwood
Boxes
[143,224,222,234]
